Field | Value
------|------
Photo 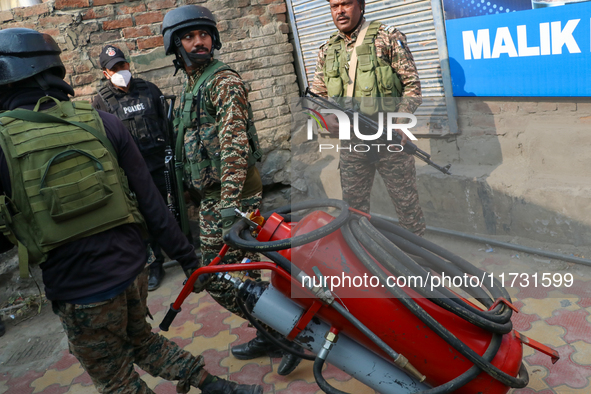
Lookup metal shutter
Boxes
[287,0,458,135]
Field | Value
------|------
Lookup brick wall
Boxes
[1,0,297,197]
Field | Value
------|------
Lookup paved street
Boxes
[1,232,589,394]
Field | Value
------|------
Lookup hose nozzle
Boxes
[234,208,263,231]
[394,354,426,383]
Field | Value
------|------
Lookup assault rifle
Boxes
[160,95,184,230]
[305,89,451,175]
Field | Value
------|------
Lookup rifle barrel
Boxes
[302,91,452,175]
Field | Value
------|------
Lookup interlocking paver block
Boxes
[520,291,580,319]
[184,330,238,353]
[46,351,78,372]
[520,361,550,391]
[193,310,232,338]
[31,364,84,393]
[275,380,320,393]
[221,353,270,374]
[561,279,591,308]
[526,344,591,388]
[160,320,203,340]
[229,363,273,393]
[547,309,591,343]
[201,348,229,377]
[263,360,315,390]
[570,341,591,366]
[224,314,248,329]
[522,320,567,348]
[512,300,541,331]
[190,300,223,318]
[553,380,591,394]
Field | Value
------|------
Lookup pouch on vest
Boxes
[39,149,113,222]
[179,60,263,194]
[323,20,404,110]
[98,80,166,157]
[325,47,344,97]
[356,44,379,115]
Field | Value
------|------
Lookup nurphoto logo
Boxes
[304,107,418,153]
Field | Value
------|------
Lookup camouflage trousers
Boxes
[340,147,426,236]
[200,191,262,316]
[52,268,206,394]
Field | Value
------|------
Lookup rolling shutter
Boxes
[287,0,458,135]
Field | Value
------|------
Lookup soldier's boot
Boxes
[0,316,5,337]
[277,343,303,376]
[148,263,166,291]
[231,330,282,360]
[200,377,262,394]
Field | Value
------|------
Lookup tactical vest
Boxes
[0,97,146,274]
[323,21,403,114]
[98,79,166,156]
[175,59,262,193]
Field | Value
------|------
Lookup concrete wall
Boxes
[291,95,590,247]
[346,98,591,246]
[370,97,591,247]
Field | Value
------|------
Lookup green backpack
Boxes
[0,97,146,277]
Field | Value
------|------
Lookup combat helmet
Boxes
[0,28,65,86]
[162,5,221,72]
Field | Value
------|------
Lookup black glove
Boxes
[184,268,213,293]
[220,207,239,241]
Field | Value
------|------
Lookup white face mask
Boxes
[109,70,132,87]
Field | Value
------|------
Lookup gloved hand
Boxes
[220,207,239,242]
[184,267,213,293]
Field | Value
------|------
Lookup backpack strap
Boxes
[98,84,120,114]
[364,20,381,44]
[175,60,233,177]
[347,19,372,97]
[0,194,28,278]
[133,78,150,93]
[173,60,230,235]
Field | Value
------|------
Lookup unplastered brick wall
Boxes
[1,0,297,191]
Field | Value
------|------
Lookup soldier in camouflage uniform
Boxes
[0,28,261,394]
[162,5,301,376]
[310,0,426,236]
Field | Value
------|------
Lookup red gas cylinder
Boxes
[267,210,523,394]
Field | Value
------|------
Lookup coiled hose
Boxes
[225,200,529,393]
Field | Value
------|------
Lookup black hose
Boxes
[353,218,513,334]
[240,230,297,276]
[236,294,316,361]
[341,219,528,389]
[370,216,511,302]
[232,201,528,391]
[225,199,350,252]
[375,227,496,307]
[313,357,351,394]
[418,333,502,394]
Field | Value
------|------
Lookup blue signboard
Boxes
[443,0,591,96]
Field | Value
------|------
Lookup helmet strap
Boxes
[34,73,50,91]
[173,34,213,72]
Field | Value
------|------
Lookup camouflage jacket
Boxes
[310,18,422,114]
[183,61,252,209]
